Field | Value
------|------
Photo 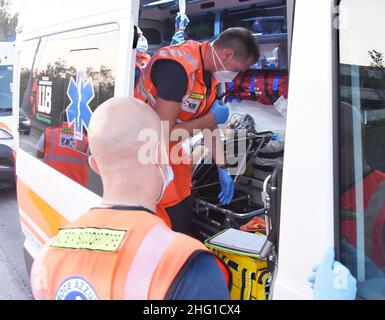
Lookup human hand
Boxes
[170,30,185,45]
[209,100,229,125]
[218,168,235,205]
[308,247,357,300]
[176,13,190,31]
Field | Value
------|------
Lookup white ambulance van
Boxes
[0,41,16,189]
[14,0,385,300]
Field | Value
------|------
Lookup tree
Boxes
[368,50,385,102]
[0,0,18,41]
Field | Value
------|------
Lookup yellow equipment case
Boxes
[205,233,270,300]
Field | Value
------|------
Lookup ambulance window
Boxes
[163,14,215,42]
[221,2,288,70]
[141,28,161,45]
[0,65,13,115]
[185,14,215,41]
[222,3,287,35]
[338,0,385,299]
[19,24,119,196]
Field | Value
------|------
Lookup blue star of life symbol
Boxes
[66,71,95,140]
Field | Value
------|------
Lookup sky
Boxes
[9,0,26,16]
[339,0,385,66]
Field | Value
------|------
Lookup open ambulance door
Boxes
[140,0,292,300]
[14,0,139,272]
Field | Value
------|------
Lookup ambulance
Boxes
[13,0,385,300]
[0,41,16,189]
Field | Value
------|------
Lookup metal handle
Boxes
[198,198,265,219]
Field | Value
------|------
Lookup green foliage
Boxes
[0,0,18,41]
[368,50,385,103]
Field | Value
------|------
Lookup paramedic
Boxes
[135,27,260,234]
[339,102,385,268]
[135,28,151,85]
[36,111,89,187]
[30,97,230,300]
[135,24,187,86]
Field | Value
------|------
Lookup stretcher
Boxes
[190,130,274,241]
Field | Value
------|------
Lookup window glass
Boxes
[222,2,288,70]
[0,65,13,115]
[141,27,162,45]
[222,4,287,35]
[339,0,385,300]
[186,14,215,41]
[163,14,215,42]
[19,24,119,196]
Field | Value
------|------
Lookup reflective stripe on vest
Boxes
[136,47,199,108]
[34,209,231,300]
[136,42,202,108]
[124,223,177,299]
[156,49,199,70]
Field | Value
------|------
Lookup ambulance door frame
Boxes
[267,0,295,300]
[332,0,342,263]
[286,0,295,70]
[332,0,366,282]
[121,0,140,97]
[272,0,337,299]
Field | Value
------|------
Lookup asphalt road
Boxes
[0,187,32,300]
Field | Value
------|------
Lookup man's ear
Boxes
[223,48,235,61]
[88,155,100,176]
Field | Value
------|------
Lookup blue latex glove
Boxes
[209,100,229,125]
[175,13,190,31]
[308,247,357,300]
[170,30,185,45]
[218,168,235,205]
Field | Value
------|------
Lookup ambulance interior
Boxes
[138,0,289,249]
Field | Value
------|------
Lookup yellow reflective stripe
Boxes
[51,227,127,252]
[190,93,204,100]
[60,127,74,134]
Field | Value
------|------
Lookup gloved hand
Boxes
[170,30,185,45]
[308,247,357,300]
[175,12,190,31]
[209,100,229,125]
[218,168,235,205]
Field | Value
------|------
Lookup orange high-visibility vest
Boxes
[32,208,230,300]
[135,40,219,209]
[341,170,385,268]
[135,53,151,71]
[43,122,88,186]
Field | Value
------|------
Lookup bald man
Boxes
[30,97,230,300]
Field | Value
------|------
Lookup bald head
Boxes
[88,97,161,168]
[87,97,169,209]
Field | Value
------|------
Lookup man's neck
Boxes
[202,41,214,73]
[101,193,157,213]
